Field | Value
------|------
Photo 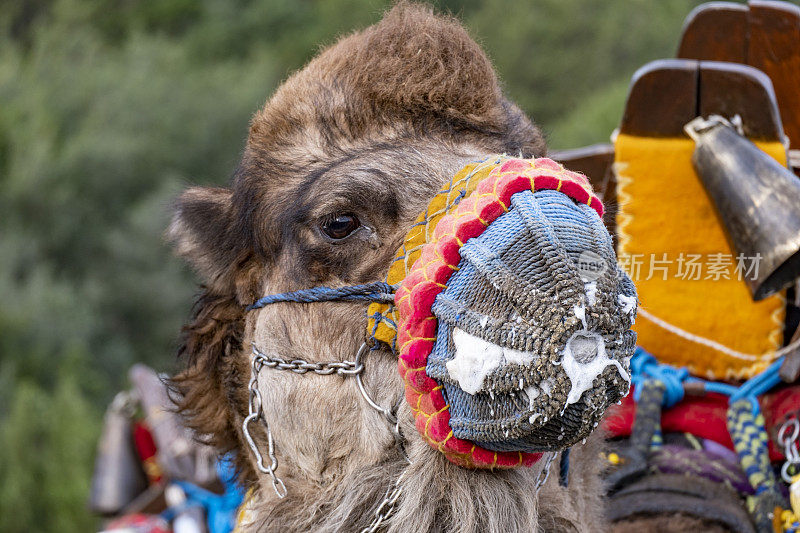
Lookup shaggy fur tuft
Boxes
[248,2,541,155]
[247,423,609,533]
[171,290,254,482]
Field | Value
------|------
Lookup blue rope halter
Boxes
[246,281,397,311]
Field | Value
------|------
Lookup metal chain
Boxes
[354,343,407,458]
[251,344,363,375]
[242,355,288,498]
[778,417,800,483]
[533,452,557,493]
[245,342,405,501]
[243,338,564,527]
[360,471,406,533]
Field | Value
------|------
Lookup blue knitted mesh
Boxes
[427,189,636,452]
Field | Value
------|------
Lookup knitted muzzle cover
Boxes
[367,156,637,469]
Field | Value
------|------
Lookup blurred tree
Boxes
[455,0,711,147]
[0,364,100,532]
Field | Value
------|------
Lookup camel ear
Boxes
[168,186,236,288]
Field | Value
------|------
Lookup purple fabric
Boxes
[702,437,740,464]
[650,444,754,495]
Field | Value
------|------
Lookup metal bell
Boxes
[89,391,148,515]
[686,116,800,301]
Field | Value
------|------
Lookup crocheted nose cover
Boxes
[367,156,637,469]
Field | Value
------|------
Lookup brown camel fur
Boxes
[167,3,661,531]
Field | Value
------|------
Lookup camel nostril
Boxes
[568,332,600,364]
[560,330,630,407]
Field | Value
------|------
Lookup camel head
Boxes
[168,3,635,531]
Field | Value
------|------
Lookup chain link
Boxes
[779,417,800,483]
[251,344,363,375]
[245,342,406,502]
[242,355,287,498]
[533,452,557,493]
[244,339,566,528]
[360,471,406,533]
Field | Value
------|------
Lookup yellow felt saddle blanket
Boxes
[614,133,786,380]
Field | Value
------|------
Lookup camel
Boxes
[168,3,627,531]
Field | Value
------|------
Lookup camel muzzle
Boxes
[379,156,637,467]
[424,187,635,455]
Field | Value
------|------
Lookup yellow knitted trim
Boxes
[366,156,511,346]
[233,488,255,532]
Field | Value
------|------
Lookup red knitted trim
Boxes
[395,157,601,468]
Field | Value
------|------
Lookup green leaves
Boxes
[0,366,100,532]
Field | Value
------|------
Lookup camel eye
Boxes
[320,213,361,240]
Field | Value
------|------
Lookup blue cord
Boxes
[247,282,397,311]
[730,357,785,405]
[631,347,785,412]
[631,347,688,407]
[685,378,738,397]
[167,456,244,533]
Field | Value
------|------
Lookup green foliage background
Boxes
[0,0,765,530]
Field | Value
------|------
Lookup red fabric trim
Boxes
[133,420,162,483]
